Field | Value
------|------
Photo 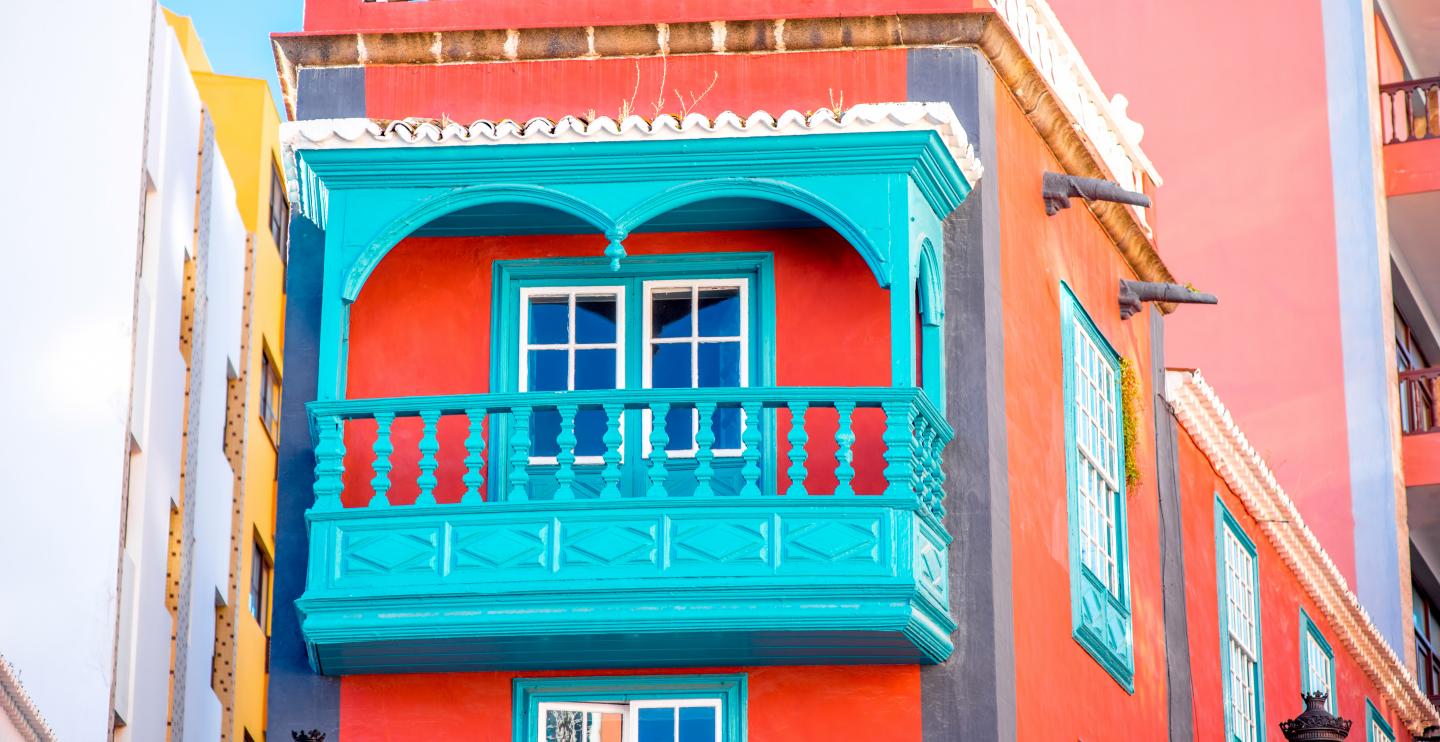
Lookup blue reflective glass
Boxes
[576,295,617,343]
[712,408,742,450]
[698,288,740,337]
[574,409,608,457]
[651,344,691,389]
[697,342,740,388]
[637,707,675,742]
[530,410,560,457]
[677,706,716,742]
[663,406,693,452]
[528,350,568,392]
[528,297,569,344]
[652,291,692,339]
[574,349,617,390]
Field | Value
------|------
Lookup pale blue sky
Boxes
[163,0,302,116]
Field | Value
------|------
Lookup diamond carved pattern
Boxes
[782,519,880,564]
[916,538,947,603]
[673,520,769,565]
[341,528,439,577]
[560,523,658,568]
[452,524,549,571]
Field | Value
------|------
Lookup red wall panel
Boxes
[364,51,909,122]
[338,665,920,741]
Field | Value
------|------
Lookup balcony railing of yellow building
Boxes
[1381,77,1440,145]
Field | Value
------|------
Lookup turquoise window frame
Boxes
[1299,608,1337,712]
[491,252,778,498]
[1366,699,1395,742]
[1060,282,1135,691]
[1217,497,1266,742]
[512,674,747,742]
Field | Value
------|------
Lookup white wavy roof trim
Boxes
[282,103,984,195]
[0,654,54,742]
[1167,370,1438,733]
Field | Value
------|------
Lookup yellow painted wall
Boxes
[166,9,286,742]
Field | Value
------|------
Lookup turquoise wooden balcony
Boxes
[297,386,953,674]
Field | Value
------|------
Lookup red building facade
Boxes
[266,2,1434,740]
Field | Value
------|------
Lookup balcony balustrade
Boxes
[1382,77,1440,145]
[298,385,955,674]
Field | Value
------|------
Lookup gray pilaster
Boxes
[1151,305,1194,740]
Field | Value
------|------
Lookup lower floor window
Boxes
[541,700,721,742]
[517,675,744,742]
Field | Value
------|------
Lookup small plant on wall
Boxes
[1119,357,1142,490]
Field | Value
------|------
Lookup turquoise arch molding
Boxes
[294,129,974,402]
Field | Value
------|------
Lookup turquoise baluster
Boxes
[555,403,578,500]
[739,400,763,497]
[509,405,531,502]
[694,401,717,497]
[882,400,915,498]
[786,401,809,496]
[600,403,623,499]
[834,400,856,496]
[416,409,441,505]
[927,422,947,518]
[647,402,670,498]
[910,413,931,510]
[369,412,394,507]
[461,408,486,504]
[313,414,345,511]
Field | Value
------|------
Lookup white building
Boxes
[0,4,246,740]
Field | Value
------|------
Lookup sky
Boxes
[162,0,302,116]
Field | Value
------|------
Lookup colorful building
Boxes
[0,4,286,741]
[165,9,291,742]
[263,1,1436,741]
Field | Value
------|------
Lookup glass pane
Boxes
[664,406,694,452]
[713,408,742,450]
[652,290,693,339]
[528,350,568,392]
[651,344,692,389]
[576,295,617,344]
[697,342,740,388]
[544,709,623,742]
[574,409,610,458]
[677,707,716,742]
[637,707,675,742]
[575,349,617,390]
[529,296,569,344]
[698,288,740,337]
[531,410,560,457]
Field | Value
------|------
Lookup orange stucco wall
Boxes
[342,228,893,506]
[993,80,1169,740]
[1175,423,1410,739]
[339,665,920,741]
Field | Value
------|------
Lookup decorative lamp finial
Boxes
[292,731,327,742]
[1278,692,1352,741]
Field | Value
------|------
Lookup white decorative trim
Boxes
[1167,370,1440,734]
[988,0,1159,228]
[0,655,55,742]
[280,103,985,206]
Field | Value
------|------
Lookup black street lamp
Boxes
[1279,692,1352,741]
[291,732,327,742]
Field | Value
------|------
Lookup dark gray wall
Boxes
[909,47,1017,742]
[1151,306,1194,741]
[297,67,367,120]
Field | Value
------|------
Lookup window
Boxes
[1366,700,1395,742]
[515,675,744,742]
[249,536,271,632]
[520,287,624,461]
[1217,500,1263,742]
[1299,609,1336,711]
[259,350,281,444]
[1414,585,1440,697]
[1061,284,1133,689]
[269,162,289,263]
[643,280,747,455]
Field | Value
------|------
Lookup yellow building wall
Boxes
[165,9,286,742]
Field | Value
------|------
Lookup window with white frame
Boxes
[643,280,748,456]
[1300,609,1336,712]
[1367,700,1395,742]
[519,287,624,462]
[1219,510,1263,742]
[537,699,722,742]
